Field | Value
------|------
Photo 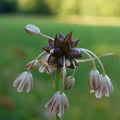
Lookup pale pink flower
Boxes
[45,91,69,117]
[13,71,33,93]
[95,74,113,98]
[89,69,101,91]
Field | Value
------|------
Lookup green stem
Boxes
[84,48,106,75]
[77,52,118,63]
[81,49,96,70]
[56,114,61,120]
[55,67,61,120]
[55,67,61,91]
[40,32,54,41]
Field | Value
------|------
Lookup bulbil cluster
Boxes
[43,31,82,69]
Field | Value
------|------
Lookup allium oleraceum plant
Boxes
[13,24,116,120]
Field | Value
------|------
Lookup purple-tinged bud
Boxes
[89,69,101,91]
[64,76,75,90]
[25,24,40,35]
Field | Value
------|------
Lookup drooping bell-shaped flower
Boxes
[89,69,101,91]
[13,71,33,93]
[95,74,113,98]
[45,91,69,117]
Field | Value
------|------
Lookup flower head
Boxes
[43,32,82,69]
[95,74,113,98]
[13,71,33,93]
[45,91,69,117]
[89,69,101,91]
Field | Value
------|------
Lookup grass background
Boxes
[0,15,120,120]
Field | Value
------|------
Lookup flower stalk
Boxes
[81,48,106,75]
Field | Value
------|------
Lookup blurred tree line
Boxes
[0,0,120,16]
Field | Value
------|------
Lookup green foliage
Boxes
[1,0,120,16]
[0,0,17,13]
[95,0,120,16]
[0,15,120,120]
[17,0,52,14]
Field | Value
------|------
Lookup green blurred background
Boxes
[0,0,120,120]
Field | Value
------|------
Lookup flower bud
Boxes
[64,76,75,90]
[89,69,101,90]
[26,60,39,70]
[65,59,71,67]
[25,24,40,35]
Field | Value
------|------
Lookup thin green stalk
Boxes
[60,56,66,94]
[55,67,61,120]
[84,49,106,75]
[81,49,96,70]
[40,32,54,41]
[55,67,61,91]
[56,114,61,120]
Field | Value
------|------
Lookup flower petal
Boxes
[59,31,65,40]
[67,48,82,59]
[43,45,54,53]
[49,39,54,46]
[71,39,80,48]
[48,55,56,65]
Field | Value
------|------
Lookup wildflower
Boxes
[13,25,116,120]
[64,76,75,90]
[95,74,113,98]
[89,69,101,91]
[43,32,82,69]
[13,71,33,93]
[45,91,69,117]
[25,24,40,35]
